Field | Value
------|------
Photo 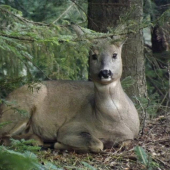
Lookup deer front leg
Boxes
[0,120,44,146]
[56,129,103,153]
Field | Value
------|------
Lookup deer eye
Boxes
[92,54,97,60]
[112,53,117,59]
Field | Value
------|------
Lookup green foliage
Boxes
[121,76,135,90]
[81,162,97,170]
[143,0,170,25]
[0,77,27,97]
[0,0,87,24]
[0,121,11,129]
[143,0,158,20]
[134,146,159,170]
[145,49,169,116]
[0,4,90,97]
[0,139,63,170]
[0,146,42,170]
[0,146,61,170]
[134,93,164,119]
[135,146,149,167]
[9,139,41,152]
[43,162,62,170]
[1,98,29,117]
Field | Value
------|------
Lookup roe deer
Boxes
[0,36,139,153]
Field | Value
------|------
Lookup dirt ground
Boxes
[38,116,170,170]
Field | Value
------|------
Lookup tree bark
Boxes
[151,0,170,53]
[88,0,147,98]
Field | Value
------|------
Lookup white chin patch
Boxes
[100,76,112,82]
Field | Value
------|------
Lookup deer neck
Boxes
[94,80,124,120]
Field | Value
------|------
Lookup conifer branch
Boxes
[53,3,75,24]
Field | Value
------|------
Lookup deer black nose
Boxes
[98,69,112,79]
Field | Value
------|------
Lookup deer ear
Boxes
[110,35,127,47]
[110,24,127,47]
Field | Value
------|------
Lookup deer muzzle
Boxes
[98,69,113,82]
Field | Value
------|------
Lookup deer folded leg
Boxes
[9,121,28,136]
[0,121,28,145]
[54,142,71,150]
[56,131,103,153]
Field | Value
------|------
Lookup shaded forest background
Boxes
[0,0,170,169]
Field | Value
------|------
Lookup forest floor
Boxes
[38,116,170,170]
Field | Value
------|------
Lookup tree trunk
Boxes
[88,0,147,98]
[151,0,170,53]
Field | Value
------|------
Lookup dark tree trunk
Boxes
[88,0,129,32]
[151,0,170,53]
[88,0,147,98]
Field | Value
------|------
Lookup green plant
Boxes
[81,162,97,170]
[9,139,41,152]
[0,146,61,170]
[134,146,159,170]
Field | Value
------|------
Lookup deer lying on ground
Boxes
[0,33,140,153]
